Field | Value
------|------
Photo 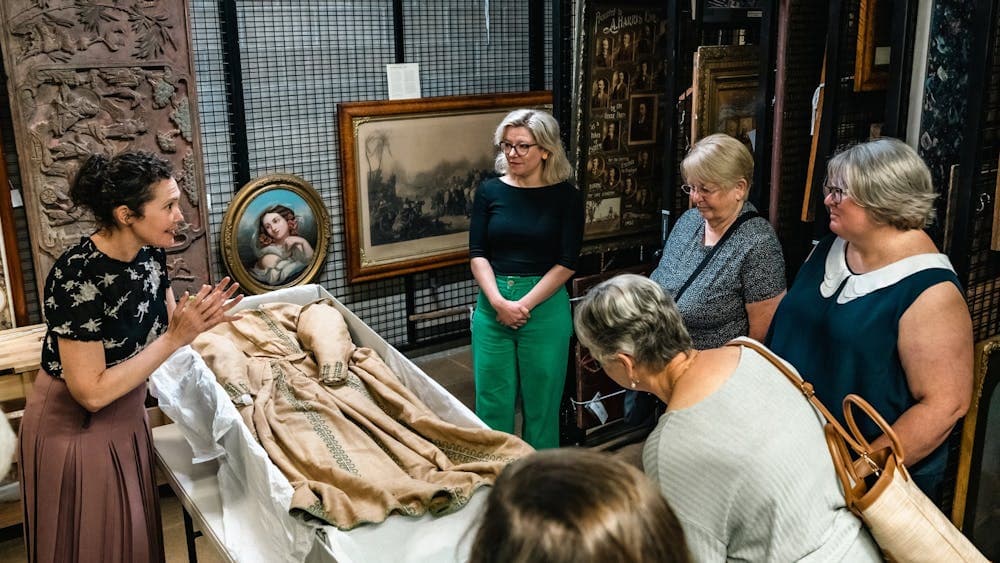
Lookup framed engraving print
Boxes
[337,92,551,283]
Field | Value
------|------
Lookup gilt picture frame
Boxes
[691,45,761,149]
[0,211,15,330]
[337,92,552,283]
[854,0,892,91]
[951,336,1000,559]
[220,174,329,295]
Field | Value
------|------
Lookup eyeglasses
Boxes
[680,183,722,197]
[822,183,860,206]
[499,141,537,157]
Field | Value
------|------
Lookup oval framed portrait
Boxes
[221,174,329,294]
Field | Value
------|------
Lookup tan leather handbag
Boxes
[728,339,989,563]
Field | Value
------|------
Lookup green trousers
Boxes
[472,275,571,449]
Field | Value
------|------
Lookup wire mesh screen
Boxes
[964,7,1000,342]
[189,1,237,280]
[404,2,531,96]
[189,0,548,349]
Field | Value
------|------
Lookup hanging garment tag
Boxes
[585,391,609,425]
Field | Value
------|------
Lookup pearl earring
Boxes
[630,379,637,389]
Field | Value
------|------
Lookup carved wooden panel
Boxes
[0,0,212,299]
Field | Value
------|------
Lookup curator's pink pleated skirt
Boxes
[18,370,164,563]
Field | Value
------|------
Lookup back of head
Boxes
[826,137,936,230]
[493,108,574,185]
[573,273,692,371]
[70,151,173,229]
[681,133,753,188]
[468,448,690,563]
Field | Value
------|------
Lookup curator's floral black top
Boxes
[41,237,170,378]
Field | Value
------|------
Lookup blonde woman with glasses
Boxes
[469,109,583,449]
[649,133,785,349]
[767,137,973,504]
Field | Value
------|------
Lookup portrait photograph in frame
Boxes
[627,94,658,145]
[337,92,552,284]
[221,173,329,295]
[692,44,761,150]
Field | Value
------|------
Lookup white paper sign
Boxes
[387,63,421,100]
[875,46,891,66]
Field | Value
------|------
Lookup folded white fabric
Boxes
[151,346,316,563]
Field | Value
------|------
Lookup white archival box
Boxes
[150,284,487,563]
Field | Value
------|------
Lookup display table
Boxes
[0,324,44,530]
[152,423,235,563]
[148,285,491,563]
[0,324,45,420]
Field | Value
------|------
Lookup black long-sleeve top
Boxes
[469,177,584,276]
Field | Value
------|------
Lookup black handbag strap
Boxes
[674,211,758,302]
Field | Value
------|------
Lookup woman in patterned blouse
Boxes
[18,151,242,563]
[649,133,786,349]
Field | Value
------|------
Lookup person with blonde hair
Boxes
[768,137,973,503]
[649,133,785,348]
[469,108,582,449]
[635,133,785,427]
[574,274,882,562]
[468,448,691,563]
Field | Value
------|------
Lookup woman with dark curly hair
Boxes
[19,151,242,562]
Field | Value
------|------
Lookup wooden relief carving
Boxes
[0,0,212,298]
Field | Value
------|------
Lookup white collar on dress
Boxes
[820,237,955,304]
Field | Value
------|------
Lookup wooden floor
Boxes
[0,488,225,563]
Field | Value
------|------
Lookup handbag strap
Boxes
[723,339,866,453]
[674,211,758,302]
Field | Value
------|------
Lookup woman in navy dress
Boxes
[768,138,973,503]
[19,151,242,562]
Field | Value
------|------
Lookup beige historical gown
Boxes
[192,299,533,530]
